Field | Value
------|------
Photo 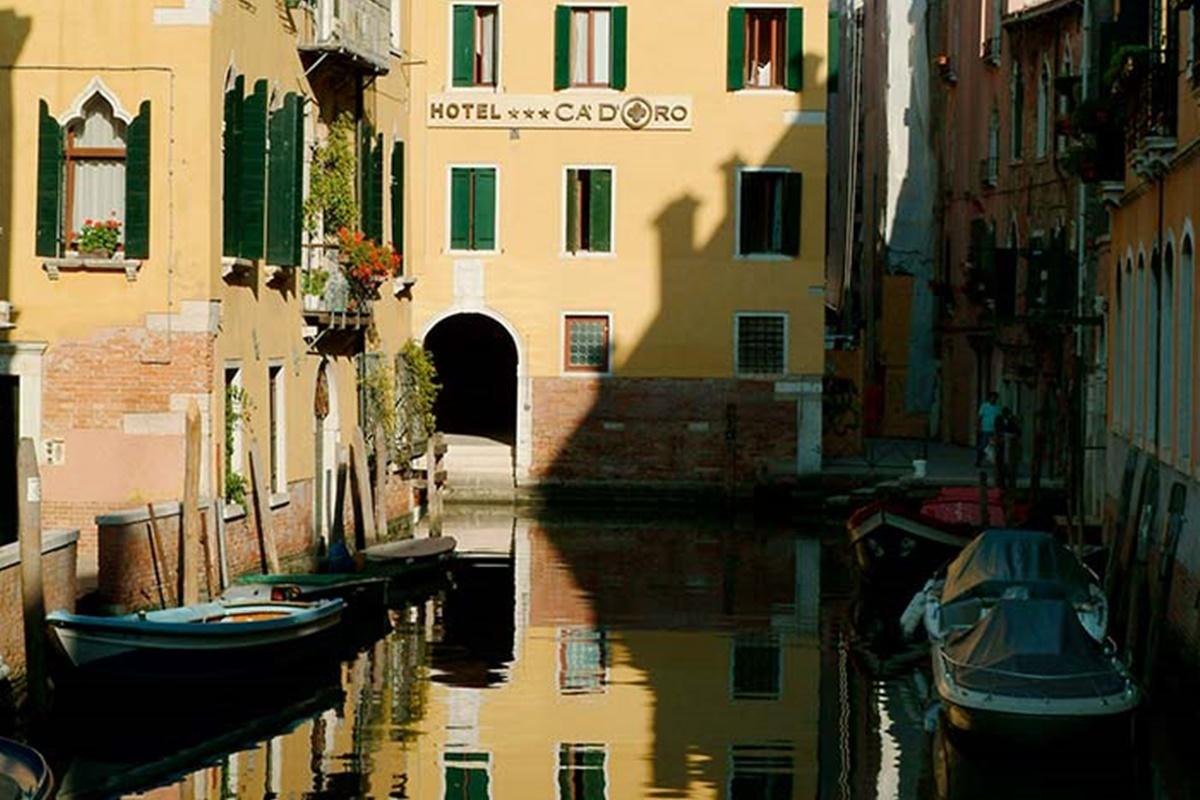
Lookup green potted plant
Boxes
[301,267,330,311]
[337,227,400,309]
[76,216,122,258]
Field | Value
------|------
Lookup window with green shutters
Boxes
[443,751,491,800]
[557,744,607,800]
[361,129,384,243]
[449,167,497,251]
[555,6,628,89]
[452,5,499,87]
[222,75,244,258]
[266,92,304,267]
[35,101,63,258]
[727,6,804,91]
[391,140,405,269]
[565,168,613,255]
[738,170,802,257]
[239,79,269,261]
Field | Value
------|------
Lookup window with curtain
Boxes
[745,9,787,87]
[557,744,606,800]
[451,5,498,87]
[565,168,613,254]
[65,94,127,249]
[570,8,612,87]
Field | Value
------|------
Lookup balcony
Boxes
[296,0,391,75]
[301,245,372,355]
[1122,52,1177,178]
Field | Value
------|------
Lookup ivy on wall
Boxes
[304,112,359,239]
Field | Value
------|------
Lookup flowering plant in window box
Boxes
[337,227,400,306]
[76,217,122,258]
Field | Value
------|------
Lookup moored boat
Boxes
[228,572,390,613]
[903,529,1107,643]
[362,536,456,577]
[847,500,974,587]
[0,737,53,800]
[933,598,1138,747]
[47,598,344,683]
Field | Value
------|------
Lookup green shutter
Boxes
[452,5,475,87]
[828,12,840,93]
[450,167,471,250]
[473,168,496,250]
[391,140,404,261]
[786,7,805,91]
[589,169,612,253]
[35,100,63,258]
[554,5,571,90]
[360,124,372,235]
[366,133,384,242]
[727,7,746,91]
[267,93,303,267]
[782,172,803,257]
[125,101,152,260]
[565,169,579,254]
[240,79,268,260]
[610,7,628,90]
[222,75,244,258]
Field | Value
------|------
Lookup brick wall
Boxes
[530,377,797,484]
[0,536,78,682]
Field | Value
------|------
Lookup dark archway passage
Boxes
[425,314,518,442]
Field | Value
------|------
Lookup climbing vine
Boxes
[396,340,440,457]
[304,112,359,239]
[224,384,254,506]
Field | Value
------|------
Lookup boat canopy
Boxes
[941,529,1093,606]
[943,599,1126,698]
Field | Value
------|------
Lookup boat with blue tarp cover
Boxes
[0,737,52,800]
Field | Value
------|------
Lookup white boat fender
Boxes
[899,585,929,639]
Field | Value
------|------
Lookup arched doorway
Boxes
[313,360,340,545]
[424,314,518,443]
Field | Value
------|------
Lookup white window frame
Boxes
[445,163,501,255]
[267,360,288,502]
[556,626,609,695]
[564,5,616,89]
[447,3,502,92]
[734,3,796,95]
[390,0,403,54]
[734,166,795,261]
[734,311,789,377]
[224,362,245,501]
[560,311,614,377]
[560,164,617,259]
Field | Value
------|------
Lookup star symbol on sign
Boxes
[523,108,536,119]
[538,108,551,119]
[508,109,520,119]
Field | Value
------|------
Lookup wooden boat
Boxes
[46,598,344,683]
[933,598,1138,748]
[903,529,1107,644]
[0,737,53,800]
[362,536,456,577]
[228,572,390,612]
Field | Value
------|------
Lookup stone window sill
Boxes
[223,502,247,522]
[269,492,290,509]
[43,257,142,281]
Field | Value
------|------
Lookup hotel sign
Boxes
[427,94,693,131]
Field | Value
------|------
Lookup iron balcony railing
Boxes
[1125,51,1178,148]
[297,0,391,74]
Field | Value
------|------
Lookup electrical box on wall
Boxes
[44,439,65,466]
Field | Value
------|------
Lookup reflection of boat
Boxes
[847,487,1026,587]
[0,737,53,800]
[47,598,344,682]
[904,529,1107,643]
[932,598,1138,747]
[363,536,456,577]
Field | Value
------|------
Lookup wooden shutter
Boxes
[610,7,628,90]
[452,5,475,87]
[367,133,384,242]
[554,5,571,90]
[785,8,805,91]
[222,76,244,258]
[391,140,405,260]
[450,167,471,250]
[589,170,612,253]
[565,169,579,254]
[473,168,496,250]
[125,101,152,260]
[781,172,803,257]
[240,79,268,260]
[360,123,373,235]
[828,12,840,93]
[35,100,63,258]
[267,93,303,266]
[727,7,746,91]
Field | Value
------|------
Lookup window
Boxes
[224,365,245,503]
[64,95,126,250]
[565,168,613,255]
[1124,259,1134,434]
[1057,46,1072,154]
[982,0,1002,63]
[735,313,787,376]
[732,631,781,700]
[1115,268,1124,433]
[1036,61,1050,159]
[738,170,802,257]
[730,743,794,800]
[1010,60,1024,160]
[1147,253,1160,445]
[571,9,612,86]
[443,751,491,800]
[268,363,285,495]
[449,167,497,251]
[391,0,402,52]
[563,316,611,373]
[1162,244,1175,461]
[727,7,804,92]
[452,5,498,88]
[1181,236,1194,465]
[557,744,607,800]
[985,108,1000,185]
[558,627,607,694]
[1136,255,1147,440]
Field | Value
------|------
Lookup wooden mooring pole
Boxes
[374,423,388,541]
[248,441,281,574]
[349,427,376,550]
[17,437,48,723]
[181,400,203,605]
[427,433,446,538]
[331,446,350,550]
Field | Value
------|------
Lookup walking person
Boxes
[976,391,1000,467]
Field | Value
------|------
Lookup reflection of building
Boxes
[405,1,829,486]
[0,2,413,579]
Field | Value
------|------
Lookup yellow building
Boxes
[402,0,829,485]
[0,0,414,582]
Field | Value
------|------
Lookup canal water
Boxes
[33,508,1200,798]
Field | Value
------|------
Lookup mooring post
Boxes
[248,441,281,574]
[214,438,230,589]
[17,437,48,723]
[349,426,376,550]
[332,445,350,550]
[427,433,445,538]
[374,422,388,541]
[181,400,203,605]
